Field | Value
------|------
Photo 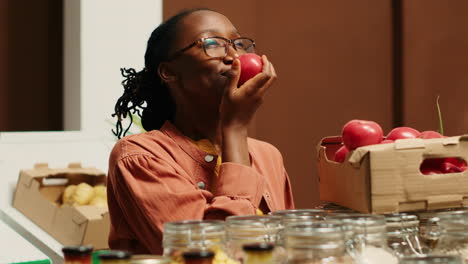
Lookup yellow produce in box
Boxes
[93,185,107,199]
[72,182,95,205]
[89,196,108,207]
[62,184,77,205]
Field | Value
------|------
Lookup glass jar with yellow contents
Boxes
[225,215,283,263]
[162,220,238,264]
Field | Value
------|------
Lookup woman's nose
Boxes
[223,45,239,64]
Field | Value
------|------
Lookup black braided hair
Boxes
[112,8,213,139]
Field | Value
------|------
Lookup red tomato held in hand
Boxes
[386,127,421,140]
[418,131,443,139]
[342,120,384,150]
[334,145,349,163]
[238,54,263,85]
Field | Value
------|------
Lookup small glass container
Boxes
[434,212,468,262]
[328,214,398,264]
[385,213,426,257]
[182,250,215,264]
[285,221,355,264]
[62,245,93,264]
[243,243,275,264]
[399,255,463,264]
[417,208,468,250]
[130,255,171,264]
[225,215,283,262]
[162,220,235,264]
[98,250,132,264]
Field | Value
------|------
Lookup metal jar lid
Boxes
[130,255,171,264]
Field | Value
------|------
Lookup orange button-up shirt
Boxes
[107,121,295,254]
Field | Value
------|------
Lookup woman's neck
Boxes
[173,113,222,147]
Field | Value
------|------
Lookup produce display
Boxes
[62,183,108,207]
[334,119,467,174]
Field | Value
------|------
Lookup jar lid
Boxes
[400,255,463,264]
[62,245,93,256]
[243,242,275,252]
[269,209,324,216]
[98,250,132,260]
[182,250,215,260]
[131,255,170,264]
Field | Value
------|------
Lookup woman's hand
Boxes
[219,55,277,130]
[219,55,277,166]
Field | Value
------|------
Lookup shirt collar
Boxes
[160,121,218,169]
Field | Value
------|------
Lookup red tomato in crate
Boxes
[386,127,421,140]
[418,130,444,139]
[342,120,383,150]
[334,145,349,163]
[238,54,263,85]
[380,139,395,144]
[420,157,467,175]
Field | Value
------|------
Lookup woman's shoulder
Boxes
[247,137,283,160]
[110,130,174,160]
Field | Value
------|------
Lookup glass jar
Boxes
[225,215,283,263]
[270,209,325,217]
[162,220,237,264]
[385,213,426,257]
[399,255,463,264]
[62,245,93,264]
[98,250,132,264]
[434,212,468,262]
[285,221,355,264]
[417,208,468,251]
[243,243,275,264]
[329,214,398,264]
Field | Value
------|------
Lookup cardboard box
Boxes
[13,163,110,249]
[318,135,468,214]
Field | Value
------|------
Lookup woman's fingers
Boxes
[226,58,241,94]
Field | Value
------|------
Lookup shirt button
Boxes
[197,181,206,190]
[265,192,270,198]
[204,154,215,162]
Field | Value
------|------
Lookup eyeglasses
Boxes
[168,36,255,60]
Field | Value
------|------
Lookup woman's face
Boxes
[166,10,241,114]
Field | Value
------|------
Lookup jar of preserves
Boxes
[182,250,215,264]
[417,208,468,250]
[162,220,237,264]
[225,215,283,263]
[384,213,426,257]
[98,250,132,264]
[328,214,398,264]
[62,245,93,264]
[285,221,355,264]
[243,243,275,264]
[434,212,468,262]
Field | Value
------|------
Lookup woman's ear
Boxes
[158,62,177,83]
